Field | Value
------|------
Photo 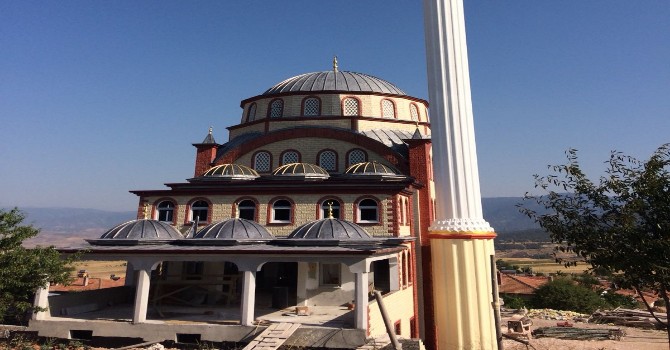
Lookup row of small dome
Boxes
[87,217,408,247]
[198,161,402,180]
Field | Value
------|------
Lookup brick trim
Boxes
[214,128,408,173]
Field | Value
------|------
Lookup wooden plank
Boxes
[242,323,300,350]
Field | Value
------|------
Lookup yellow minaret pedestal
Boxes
[423,0,498,348]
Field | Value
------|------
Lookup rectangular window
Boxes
[320,263,341,286]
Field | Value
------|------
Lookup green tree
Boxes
[520,144,670,345]
[530,278,606,313]
[0,208,76,324]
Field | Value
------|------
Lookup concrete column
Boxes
[132,268,151,324]
[389,257,400,292]
[354,272,369,330]
[423,0,497,349]
[32,285,50,320]
[240,270,257,326]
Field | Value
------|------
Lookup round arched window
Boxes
[357,198,379,223]
[156,201,175,222]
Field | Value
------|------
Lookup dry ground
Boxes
[503,318,668,350]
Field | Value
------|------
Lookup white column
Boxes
[132,268,151,324]
[240,270,257,326]
[32,285,50,321]
[354,272,369,330]
[423,0,497,349]
[388,257,400,292]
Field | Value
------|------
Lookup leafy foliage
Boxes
[0,208,77,324]
[530,278,606,313]
[520,144,670,341]
[501,294,528,309]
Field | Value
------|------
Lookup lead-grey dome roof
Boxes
[277,218,387,246]
[87,219,182,245]
[195,218,273,240]
[264,71,406,96]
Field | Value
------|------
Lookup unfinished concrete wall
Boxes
[48,286,134,317]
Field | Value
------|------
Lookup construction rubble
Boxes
[590,307,667,330]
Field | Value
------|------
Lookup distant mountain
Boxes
[482,197,543,233]
[13,207,136,234]
[6,197,545,246]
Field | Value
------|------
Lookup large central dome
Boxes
[264,71,406,96]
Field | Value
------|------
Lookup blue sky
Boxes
[1,1,668,211]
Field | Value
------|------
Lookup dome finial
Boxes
[333,56,338,73]
[327,201,334,219]
[235,205,240,219]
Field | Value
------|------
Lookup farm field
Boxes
[500,257,590,274]
[71,260,128,279]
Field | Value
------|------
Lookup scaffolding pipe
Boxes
[491,255,504,350]
[373,291,402,350]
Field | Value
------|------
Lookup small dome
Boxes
[87,219,182,245]
[272,163,329,180]
[276,218,386,247]
[345,161,400,176]
[264,71,406,96]
[196,218,273,240]
[201,164,259,180]
[182,218,274,245]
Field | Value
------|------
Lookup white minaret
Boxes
[423,0,497,349]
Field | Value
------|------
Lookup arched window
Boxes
[237,199,256,221]
[321,200,341,219]
[247,103,257,122]
[253,151,272,172]
[271,199,292,223]
[342,97,359,116]
[410,104,419,121]
[357,198,379,223]
[156,201,175,222]
[269,99,283,118]
[382,99,395,118]
[303,97,320,116]
[347,149,367,166]
[318,150,337,171]
[191,200,209,223]
[281,151,300,165]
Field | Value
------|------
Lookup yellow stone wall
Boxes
[145,193,394,237]
[229,93,430,139]
[266,119,351,133]
[368,287,416,338]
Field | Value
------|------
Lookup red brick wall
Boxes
[406,139,437,350]
[193,145,217,177]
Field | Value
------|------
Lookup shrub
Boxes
[530,278,606,313]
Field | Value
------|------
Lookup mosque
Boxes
[30,1,500,347]
[28,60,442,348]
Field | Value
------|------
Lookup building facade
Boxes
[30,65,440,346]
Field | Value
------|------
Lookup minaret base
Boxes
[430,234,496,350]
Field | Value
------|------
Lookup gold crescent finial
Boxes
[235,205,240,219]
[143,203,149,219]
[333,56,338,73]
[327,201,334,219]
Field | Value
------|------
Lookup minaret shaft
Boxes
[423,0,497,349]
